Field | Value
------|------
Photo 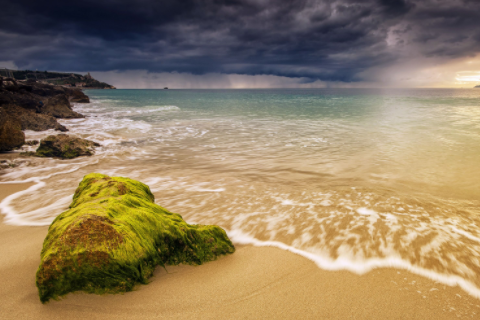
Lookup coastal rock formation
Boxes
[6,70,115,89]
[0,77,85,133]
[35,134,100,159]
[3,105,67,131]
[29,82,66,97]
[40,95,84,118]
[65,88,90,103]
[0,107,25,151]
[8,69,116,89]
[36,173,235,303]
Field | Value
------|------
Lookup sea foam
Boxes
[2,90,480,301]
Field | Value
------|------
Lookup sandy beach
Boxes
[3,0,480,317]
[1,183,479,319]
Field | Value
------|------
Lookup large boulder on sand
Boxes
[36,173,235,302]
[0,107,25,151]
[35,134,100,159]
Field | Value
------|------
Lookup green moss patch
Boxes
[35,134,100,159]
[36,173,235,303]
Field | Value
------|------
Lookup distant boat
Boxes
[164,87,168,89]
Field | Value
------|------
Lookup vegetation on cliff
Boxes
[36,173,235,303]
[4,69,115,89]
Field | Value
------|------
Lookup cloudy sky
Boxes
[1,0,480,88]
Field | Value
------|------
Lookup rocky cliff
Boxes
[0,77,90,151]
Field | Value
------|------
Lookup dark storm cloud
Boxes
[379,0,413,16]
[0,0,479,82]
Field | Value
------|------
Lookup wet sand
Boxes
[0,183,479,319]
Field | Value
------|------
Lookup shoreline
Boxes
[1,88,480,318]
[1,183,479,319]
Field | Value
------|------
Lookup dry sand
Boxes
[0,183,479,319]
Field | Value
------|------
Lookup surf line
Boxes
[0,159,99,226]
[227,229,480,300]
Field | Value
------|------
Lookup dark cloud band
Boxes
[0,0,478,82]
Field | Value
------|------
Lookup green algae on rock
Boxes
[36,173,235,303]
[35,134,100,159]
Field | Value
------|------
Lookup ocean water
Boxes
[1,88,480,297]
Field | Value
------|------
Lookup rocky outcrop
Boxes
[0,107,25,151]
[65,88,90,103]
[29,82,66,97]
[22,113,68,132]
[41,95,84,118]
[0,77,85,134]
[34,134,100,159]
[36,173,235,303]
[2,104,67,131]
[10,70,115,89]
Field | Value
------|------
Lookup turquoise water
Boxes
[2,88,480,297]
[85,88,480,199]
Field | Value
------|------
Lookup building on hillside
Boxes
[75,82,86,87]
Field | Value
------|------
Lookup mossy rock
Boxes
[35,134,100,159]
[36,173,235,303]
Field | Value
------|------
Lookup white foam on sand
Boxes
[189,187,226,192]
[0,159,97,226]
[356,207,377,216]
[0,179,70,226]
[452,226,480,244]
[227,229,480,299]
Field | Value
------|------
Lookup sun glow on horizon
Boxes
[455,71,480,83]
[403,55,480,88]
